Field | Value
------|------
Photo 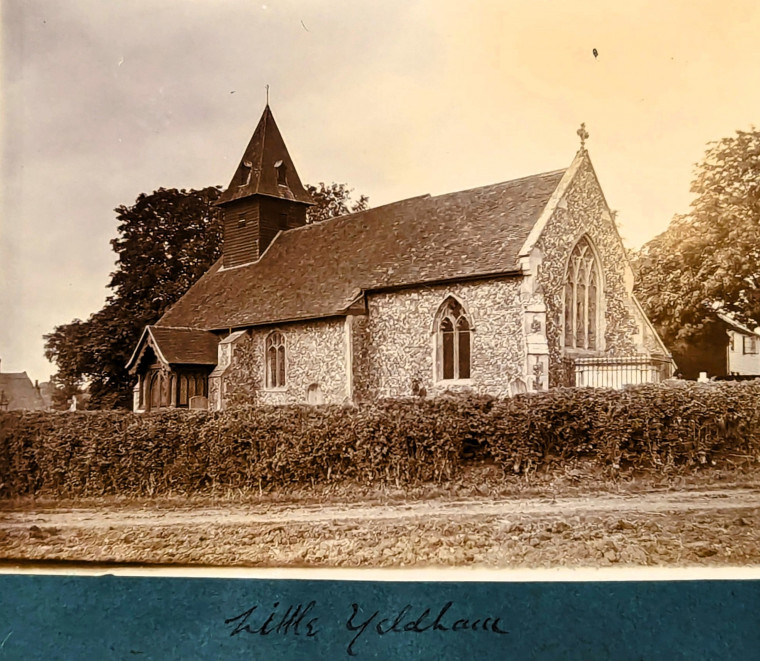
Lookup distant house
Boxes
[718,312,760,376]
[127,106,673,411]
[0,358,48,411]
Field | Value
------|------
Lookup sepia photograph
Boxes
[1,0,759,574]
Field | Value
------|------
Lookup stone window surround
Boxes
[432,294,475,386]
[264,329,287,391]
[561,234,606,355]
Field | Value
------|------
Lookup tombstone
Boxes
[306,384,324,405]
[510,378,527,396]
[698,372,709,383]
[68,395,77,412]
[189,395,209,410]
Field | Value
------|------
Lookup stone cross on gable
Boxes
[577,123,589,149]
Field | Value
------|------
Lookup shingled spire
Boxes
[218,105,313,268]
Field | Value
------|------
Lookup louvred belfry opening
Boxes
[217,105,313,268]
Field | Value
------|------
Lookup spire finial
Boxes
[577,122,589,150]
[265,84,270,106]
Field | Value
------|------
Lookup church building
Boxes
[127,106,673,411]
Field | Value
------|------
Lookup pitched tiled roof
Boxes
[217,105,312,206]
[149,327,219,364]
[126,327,219,370]
[158,169,565,331]
[0,372,47,410]
[717,311,760,336]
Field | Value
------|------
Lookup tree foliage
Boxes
[305,182,369,223]
[45,187,224,409]
[633,128,760,376]
[44,182,368,408]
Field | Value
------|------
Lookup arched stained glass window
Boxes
[563,237,602,350]
[436,298,472,380]
[266,331,286,388]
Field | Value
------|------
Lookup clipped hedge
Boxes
[1,381,759,497]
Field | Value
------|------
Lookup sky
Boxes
[1,0,759,383]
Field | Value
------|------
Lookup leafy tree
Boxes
[634,127,760,377]
[44,182,368,408]
[305,182,369,223]
[43,320,92,410]
[45,186,224,409]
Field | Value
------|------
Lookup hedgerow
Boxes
[0,381,758,497]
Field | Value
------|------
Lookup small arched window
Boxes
[436,297,471,380]
[563,236,601,350]
[266,331,286,388]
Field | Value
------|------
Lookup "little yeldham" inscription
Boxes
[225,600,509,656]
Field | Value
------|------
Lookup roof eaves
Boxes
[125,326,151,371]
[363,269,524,296]
[631,294,674,359]
[207,312,350,333]
[215,190,314,208]
[717,311,760,336]
[147,327,170,368]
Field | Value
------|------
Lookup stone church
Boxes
[127,106,673,411]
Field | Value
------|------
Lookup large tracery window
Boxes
[436,297,471,380]
[564,237,601,351]
[266,331,286,388]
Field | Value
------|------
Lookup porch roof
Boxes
[126,326,219,372]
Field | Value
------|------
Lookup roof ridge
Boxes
[429,168,566,201]
[151,325,212,332]
[257,105,269,177]
[282,194,433,236]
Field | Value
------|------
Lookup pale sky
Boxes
[2,0,759,383]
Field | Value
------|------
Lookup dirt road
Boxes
[2,487,759,530]
[1,481,759,568]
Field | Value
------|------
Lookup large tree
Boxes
[45,183,368,408]
[305,182,369,223]
[634,128,760,377]
[45,186,224,409]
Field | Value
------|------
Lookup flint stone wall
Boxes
[357,279,526,400]
[534,157,639,386]
[222,318,348,406]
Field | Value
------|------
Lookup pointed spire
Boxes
[218,105,312,206]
